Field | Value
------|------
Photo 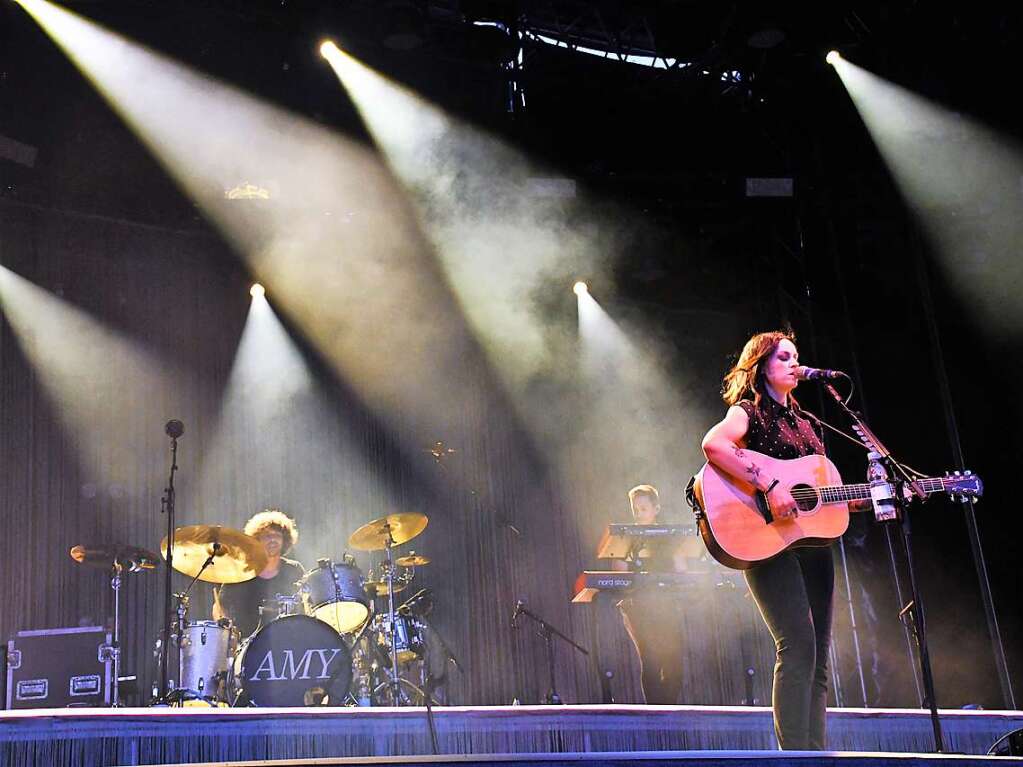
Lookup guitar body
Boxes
[693,450,850,570]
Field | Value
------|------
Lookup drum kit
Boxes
[70,511,452,708]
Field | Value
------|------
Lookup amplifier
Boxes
[5,626,113,709]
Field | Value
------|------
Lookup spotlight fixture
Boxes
[320,40,339,59]
[826,50,841,66]
[573,281,588,296]
[250,283,266,298]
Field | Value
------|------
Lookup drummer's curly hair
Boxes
[244,509,299,554]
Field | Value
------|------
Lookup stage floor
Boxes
[2,704,1021,766]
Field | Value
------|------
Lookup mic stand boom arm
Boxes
[820,382,944,753]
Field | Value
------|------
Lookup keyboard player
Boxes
[613,484,688,705]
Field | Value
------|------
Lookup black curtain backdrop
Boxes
[0,200,781,707]
[2,183,1019,710]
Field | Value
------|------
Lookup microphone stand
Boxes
[414,612,463,754]
[820,381,944,752]
[512,602,589,704]
[158,428,180,702]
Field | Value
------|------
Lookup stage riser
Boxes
[2,706,1021,767]
[4,750,1021,767]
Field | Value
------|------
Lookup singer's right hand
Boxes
[767,485,798,521]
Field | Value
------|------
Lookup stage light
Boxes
[826,50,841,66]
[320,40,340,60]
[250,283,265,298]
[573,281,588,296]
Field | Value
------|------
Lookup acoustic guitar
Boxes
[691,449,983,570]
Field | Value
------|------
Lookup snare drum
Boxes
[300,560,369,634]
[234,614,352,706]
[177,619,237,702]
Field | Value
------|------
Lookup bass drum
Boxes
[234,615,352,706]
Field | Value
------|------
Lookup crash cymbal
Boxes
[363,580,408,596]
[395,553,430,567]
[348,512,428,551]
[70,543,159,572]
[160,525,268,584]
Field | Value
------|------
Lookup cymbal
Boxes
[395,554,430,567]
[348,513,428,551]
[363,580,408,596]
[70,543,159,572]
[160,525,268,584]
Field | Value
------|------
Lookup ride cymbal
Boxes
[160,524,268,584]
[348,513,428,551]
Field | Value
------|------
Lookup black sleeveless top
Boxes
[737,397,825,460]
[221,558,305,638]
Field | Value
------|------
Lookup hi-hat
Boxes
[395,553,430,567]
[70,543,159,572]
[348,513,428,551]
[160,525,268,584]
[363,579,409,596]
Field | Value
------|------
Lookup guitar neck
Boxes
[818,477,949,504]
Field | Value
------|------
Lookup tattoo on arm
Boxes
[733,445,763,485]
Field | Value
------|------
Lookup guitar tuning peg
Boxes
[954,470,961,476]
[965,470,972,476]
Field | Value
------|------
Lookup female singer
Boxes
[700,330,852,750]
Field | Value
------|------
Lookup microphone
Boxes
[165,419,185,439]
[795,366,847,381]
[511,599,525,628]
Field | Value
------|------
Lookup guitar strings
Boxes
[785,477,950,504]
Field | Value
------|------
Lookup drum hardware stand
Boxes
[821,381,945,753]
[161,544,221,706]
[101,561,124,707]
[158,419,184,702]
[511,600,589,704]
[382,525,406,705]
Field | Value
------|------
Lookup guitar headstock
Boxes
[944,470,983,502]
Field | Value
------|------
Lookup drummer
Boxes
[213,509,305,638]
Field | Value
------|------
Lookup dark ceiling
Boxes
[3,3,1021,212]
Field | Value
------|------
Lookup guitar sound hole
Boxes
[791,484,819,512]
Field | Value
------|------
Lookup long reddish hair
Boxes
[721,330,796,406]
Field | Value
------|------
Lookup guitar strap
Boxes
[683,475,702,516]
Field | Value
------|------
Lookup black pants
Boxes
[620,596,684,705]
[744,546,834,750]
